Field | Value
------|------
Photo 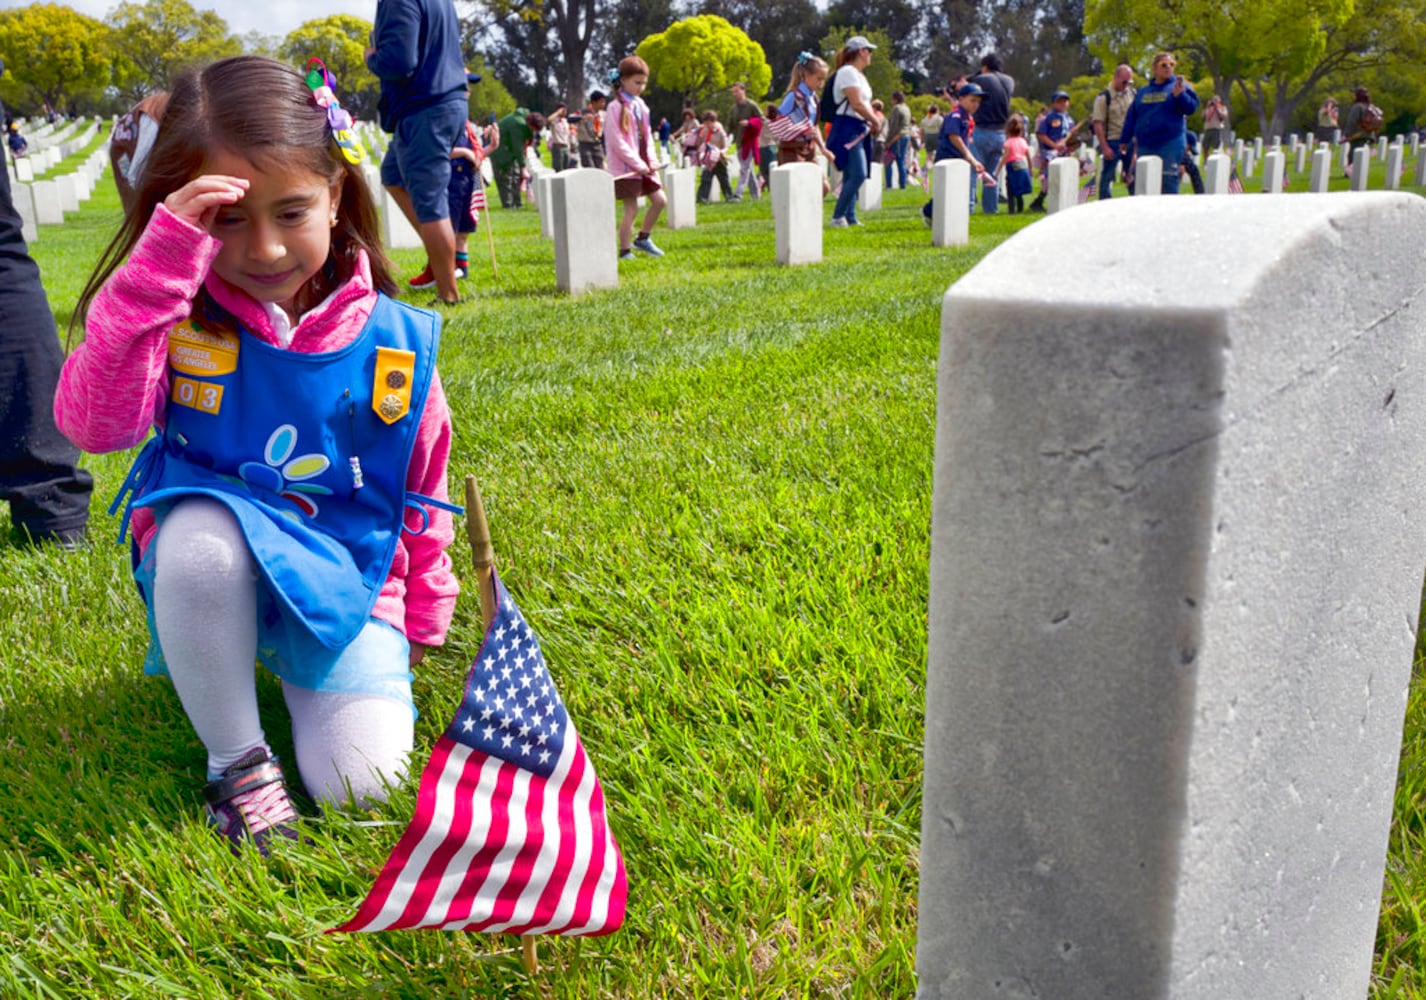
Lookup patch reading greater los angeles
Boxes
[168,319,239,376]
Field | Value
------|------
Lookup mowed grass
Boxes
[1,141,1425,998]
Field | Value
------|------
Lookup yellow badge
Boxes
[372,347,416,424]
[168,319,239,377]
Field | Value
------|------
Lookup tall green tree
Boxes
[106,0,241,101]
[280,14,379,121]
[0,4,111,115]
[698,0,825,97]
[1084,0,1426,137]
[469,0,599,110]
[465,53,518,123]
[637,15,772,107]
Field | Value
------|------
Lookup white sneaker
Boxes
[828,217,849,228]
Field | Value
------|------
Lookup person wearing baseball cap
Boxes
[1030,89,1073,211]
[826,35,881,227]
[921,81,994,226]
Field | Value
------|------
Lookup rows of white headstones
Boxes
[24,118,1422,302]
[6,117,108,244]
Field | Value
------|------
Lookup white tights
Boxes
[151,498,413,805]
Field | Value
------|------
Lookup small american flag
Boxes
[469,180,486,226]
[331,576,627,936]
[1228,165,1245,194]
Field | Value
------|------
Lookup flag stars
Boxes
[497,645,509,662]
[538,749,552,765]
[461,716,475,733]
[483,725,496,740]
[518,672,532,689]
[501,732,514,749]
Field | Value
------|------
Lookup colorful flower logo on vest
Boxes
[237,424,333,519]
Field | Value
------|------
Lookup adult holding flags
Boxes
[826,35,880,229]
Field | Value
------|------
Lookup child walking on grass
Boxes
[604,55,667,260]
[54,55,460,856]
[1002,115,1032,214]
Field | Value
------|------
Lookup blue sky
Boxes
[0,0,377,40]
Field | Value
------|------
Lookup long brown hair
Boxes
[72,55,394,342]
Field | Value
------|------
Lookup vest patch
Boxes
[171,375,224,415]
[169,319,239,376]
[373,346,416,424]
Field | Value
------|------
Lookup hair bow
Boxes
[796,51,814,66]
[607,68,621,86]
[305,57,364,165]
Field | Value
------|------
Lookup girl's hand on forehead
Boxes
[164,174,251,232]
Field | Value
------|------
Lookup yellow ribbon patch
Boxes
[373,347,416,424]
[168,319,239,377]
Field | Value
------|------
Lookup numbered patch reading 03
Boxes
[171,376,224,415]
[168,319,239,377]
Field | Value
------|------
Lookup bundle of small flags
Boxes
[765,112,814,143]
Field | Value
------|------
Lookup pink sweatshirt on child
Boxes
[54,204,460,648]
[603,91,659,181]
[1003,135,1030,167]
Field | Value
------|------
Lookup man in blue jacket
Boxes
[366,0,469,304]
[1119,51,1199,195]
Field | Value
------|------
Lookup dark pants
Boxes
[697,159,732,201]
[494,160,523,208]
[0,151,92,544]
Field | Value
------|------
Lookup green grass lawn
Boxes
[2,153,1425,998]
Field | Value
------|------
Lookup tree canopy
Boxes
[1085,0,1426,136]
[637,15,772,105]
[107,0,241,101]
[0,4,111,115]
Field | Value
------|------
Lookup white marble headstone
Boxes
[919,192,1426,1000]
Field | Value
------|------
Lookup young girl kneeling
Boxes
[55,55,460,856]
[604,55,667,259]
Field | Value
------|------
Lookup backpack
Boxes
[820,67,844,121]
[1361,104,1384,132]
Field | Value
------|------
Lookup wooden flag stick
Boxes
[464,475,497,629]
[461,475,539,976]
[483,204,499,280]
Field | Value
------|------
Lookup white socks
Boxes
[151,497,412,803]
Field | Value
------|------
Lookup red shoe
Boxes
[407,265,436,290]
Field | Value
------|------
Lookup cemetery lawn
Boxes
[3,166,1426,999]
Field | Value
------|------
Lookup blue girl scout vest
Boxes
[115,294,457,651]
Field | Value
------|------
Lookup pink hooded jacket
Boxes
[603,90,660,182]
[54,204,460,648]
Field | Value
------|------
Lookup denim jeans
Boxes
[833,143,867,222]
[884,135,910,188]
[972,127,1005,213]
[1098,147,1120,199]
